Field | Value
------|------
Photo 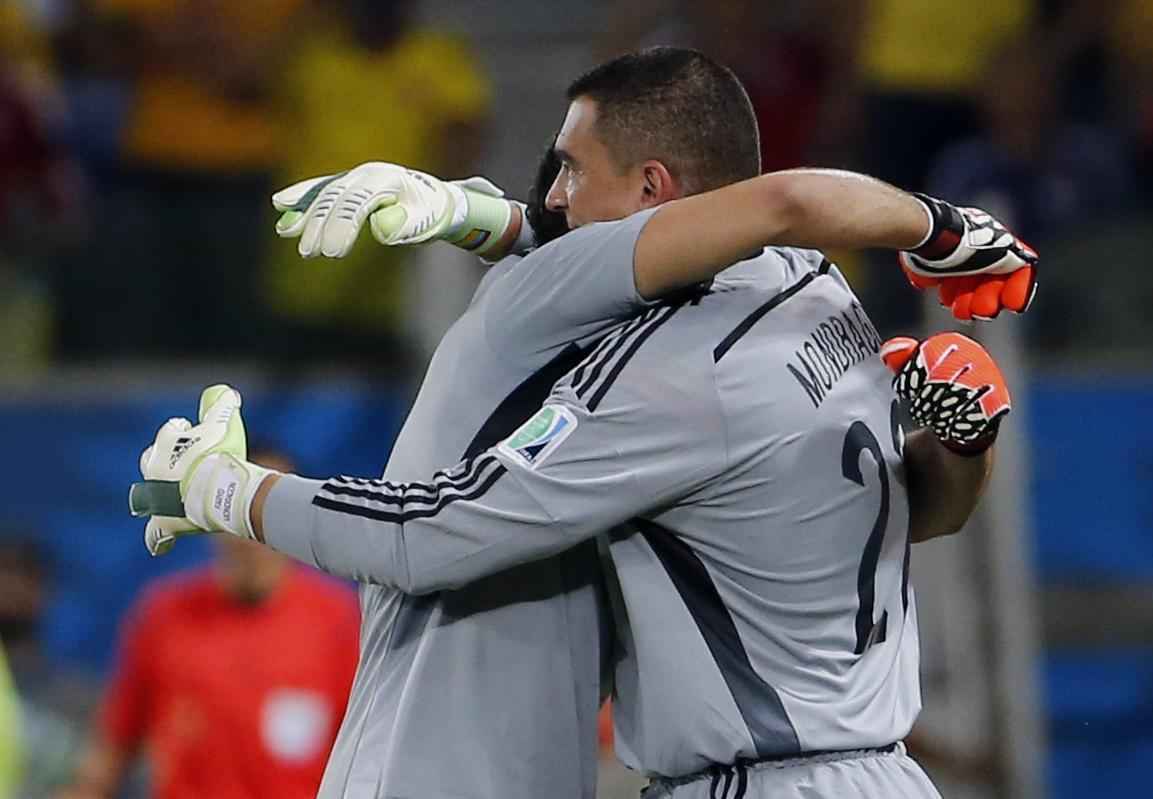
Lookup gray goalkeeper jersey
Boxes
[265,245,922,782]
[266,209,659,798]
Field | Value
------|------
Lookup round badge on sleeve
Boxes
[497,404,578,469]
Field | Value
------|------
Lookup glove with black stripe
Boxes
[272,162,515,259]
[131,385,278,554]
[881,332,1010,455]
[900,194,1038,321]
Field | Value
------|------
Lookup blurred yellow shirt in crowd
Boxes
[0,2,52,84]
[284,29,490,176]
[96,0,306,172]
[863,0,1032,92]
[266,27,490,332]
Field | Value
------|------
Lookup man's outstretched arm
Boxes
[244,369,723,592]
[272,161,1036,320]
[245,414,992,572]
[633,169,1036,320]
[131,352,724,590]
[634,170,928,297]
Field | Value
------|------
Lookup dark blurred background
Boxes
[0,0,1150,797]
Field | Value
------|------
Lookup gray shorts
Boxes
[641,743,941,799]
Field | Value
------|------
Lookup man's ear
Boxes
[640,161,680,207]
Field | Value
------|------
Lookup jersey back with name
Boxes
[601,249,920,777]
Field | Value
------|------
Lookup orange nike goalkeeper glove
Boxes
[881,332,1011,454]
[900,194,1038,321]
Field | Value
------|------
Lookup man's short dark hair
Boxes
[566,47,761,195]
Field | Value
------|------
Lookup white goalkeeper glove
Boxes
[131,385,278,555]
[272,162,516,259]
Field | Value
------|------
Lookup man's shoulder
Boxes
[557,290,723,413]
[472,210,661,357]
[655,251,817,362]
[569,270,792,385]
[519,207,660,265]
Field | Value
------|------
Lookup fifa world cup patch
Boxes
[498,405,578,468]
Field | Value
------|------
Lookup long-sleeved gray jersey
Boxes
[265,246,920,781]
[266,209,659,798]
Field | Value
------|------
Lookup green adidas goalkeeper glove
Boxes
[131,385,278,555]
[272,162,514,259]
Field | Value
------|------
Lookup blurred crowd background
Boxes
[0,0,1151,797]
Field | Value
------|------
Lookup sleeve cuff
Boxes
[261,474,331,565]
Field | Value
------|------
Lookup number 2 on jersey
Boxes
[841,401,906,655]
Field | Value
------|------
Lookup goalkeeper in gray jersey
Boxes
[132,49,1036,798]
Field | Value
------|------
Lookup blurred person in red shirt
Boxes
[60,448,359,799]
